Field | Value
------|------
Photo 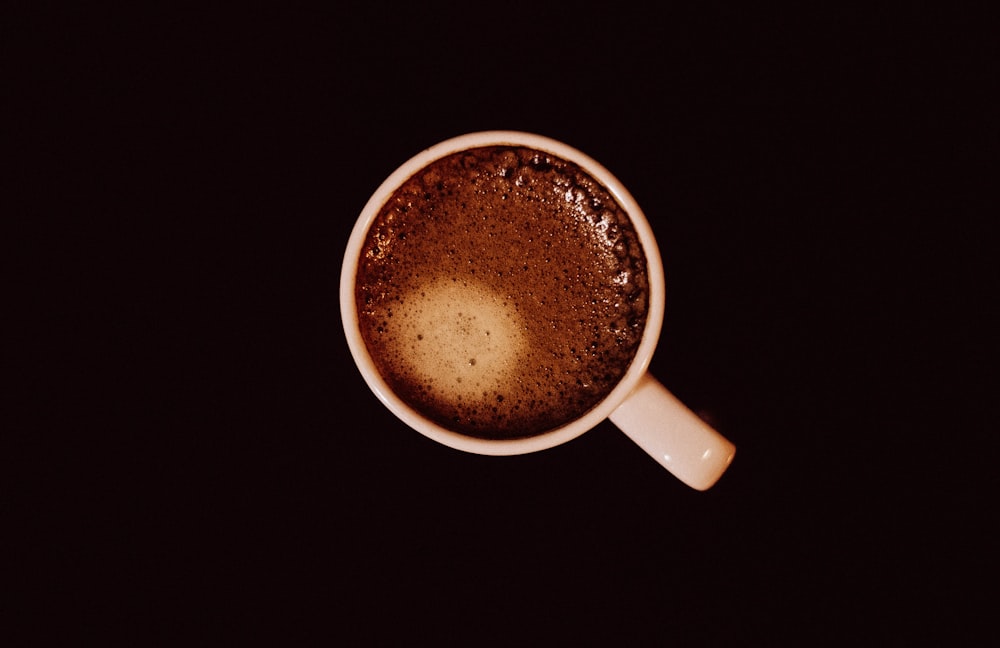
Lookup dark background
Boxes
[7,3,995,644]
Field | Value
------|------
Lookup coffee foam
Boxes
[383,277,527,401]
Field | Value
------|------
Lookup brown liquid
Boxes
[355,145,649,439]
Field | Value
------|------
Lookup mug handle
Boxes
[609,373,736,490]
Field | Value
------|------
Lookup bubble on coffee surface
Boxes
[356,145,649,439]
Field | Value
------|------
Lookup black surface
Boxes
[7,4,995,644]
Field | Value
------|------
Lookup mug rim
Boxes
[340,130,665,455]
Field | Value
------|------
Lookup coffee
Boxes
[355,145,649,440]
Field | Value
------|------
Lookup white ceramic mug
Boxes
[340,131,735,490]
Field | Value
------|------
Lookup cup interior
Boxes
[340,131,665,455]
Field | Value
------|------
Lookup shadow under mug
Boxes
[341,131,735,490]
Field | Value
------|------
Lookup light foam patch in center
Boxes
[391,278,527,401]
